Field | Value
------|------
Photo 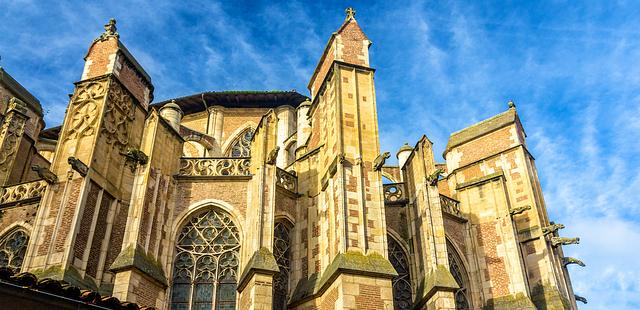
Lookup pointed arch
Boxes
[387,233,412,310]
[0,224,31,273]
[272,218,293,310]
[446,238,472,310]
[222,124,256,157]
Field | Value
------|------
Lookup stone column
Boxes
[207,105,224,155]
[275,105,295,167]
[296,100,311,150]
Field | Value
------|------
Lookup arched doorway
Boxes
[388,234,412,309]
[169,208,241,310]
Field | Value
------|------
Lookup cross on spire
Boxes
[345,7,356,21]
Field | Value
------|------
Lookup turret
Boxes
[159,100,183,131]
[396,143,413,169]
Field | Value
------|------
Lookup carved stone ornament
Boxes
[65,80,107,141]
[426,168,444,186]
[31,165,58,184]
[0,100,28,172]
[509,205,531,216]
[373,152,390,171]
[542,223,565,236]
[121,148,148,172]
[575,295,587,304]
[562,257,585,267]
[95,18,119,42]
[345,7,356,20]
[550,237,580,247]
[102,79,135,150]
[266,146,280,165]
[68,157,89,177]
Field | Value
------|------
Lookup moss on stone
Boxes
[236,247,280,291]
[530,283,572,310]
[414,264,459,307]
[485,292,536,310]
[31,265,98,290]
[110,244,167,287]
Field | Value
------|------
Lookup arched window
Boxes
[170,208,240,310]
[227,128,253,157]
[0,227,29,273]
[447,241,471,310]
[272,221,292,310]
[388,235,412,310]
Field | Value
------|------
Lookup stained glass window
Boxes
[447,242,470,310]
[0,228,29,273]
[272,221,292,310]
[227,129,253,157]
[170,209,240,310]
[388,235,412,310]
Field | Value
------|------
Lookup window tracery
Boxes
[227,128,253,157]
[447,241,470,310]
[388,235,412,310]
[170,208,240,310]
[0,227,29,273]
[272,221,292,310]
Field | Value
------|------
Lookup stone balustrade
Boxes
[440,194,463,217]
[0,179,48,205]
[276,168,297,193]
[179,157,251,177]
[383,183,407,205]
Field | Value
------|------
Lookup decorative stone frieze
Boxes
[275,167,297,193]
[0,179,47,205]
[178,157,250,177]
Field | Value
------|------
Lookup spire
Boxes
[345,7,356,21]
[95,18,119,42]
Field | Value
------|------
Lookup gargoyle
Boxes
[509,205,531,216]
[121,148,149,172]
[31,165,58,184]
[373,152,390,171]
[551,237,580,247]
[266,146,280,165]
[562,257,585,267]
[542,223,565,236]
[426,168,444,186]
[575,295,587,304]
[67,157,88,176]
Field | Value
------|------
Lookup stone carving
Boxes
[426,168,444,186]
[102,79,135,150]
[121,148,148,172]
[276,168,297,193]
[383,183,407,205]
[68,157,89,176]
[95,18,119,42]
[179,158,250,177]
[266,146,280,165]
[508,99,516,109]
[31,165,58,184]
[0,180,47,205]
[575,295,587,304]
[550,237,580,247]
[345,7,356,20]
[562,257,585,267]
[440,194,463,217]
[373,152,390,171]
[542,223,565,236]
[0,98,28,173]
[509,205,531,216]
[65,80,107,141]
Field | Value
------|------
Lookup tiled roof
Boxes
[153,91,309,115]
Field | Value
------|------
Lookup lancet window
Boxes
[227,128,253,157]
[272,221,292,310]
[0,227,29,273]
[447,241,471,310]
[170,208,241,310]
[388,235,412,310]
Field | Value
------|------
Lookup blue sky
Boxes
[1,0,639,308]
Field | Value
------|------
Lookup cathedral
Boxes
[0,8,583,310]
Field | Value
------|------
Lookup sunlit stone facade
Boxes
[0,9,580,310]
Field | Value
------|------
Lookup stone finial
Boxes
[507,99,516,109]
[562,257,586,267]
[345,7,356,21]
[96,18,120,41]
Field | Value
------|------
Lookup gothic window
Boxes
[388,235,412,310]
[227,128,253,157]
[272,221,292,310]
[447,241,471,310]
[170,208,241,310]
[0,227,29,273]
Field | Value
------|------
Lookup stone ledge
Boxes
[109,245,167,287]
[531,283,572,310]
[486,292,537,310]
[31,265,98,291]
[236,247,280,292]
[414,264,459,308]
[289,251,397,306]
